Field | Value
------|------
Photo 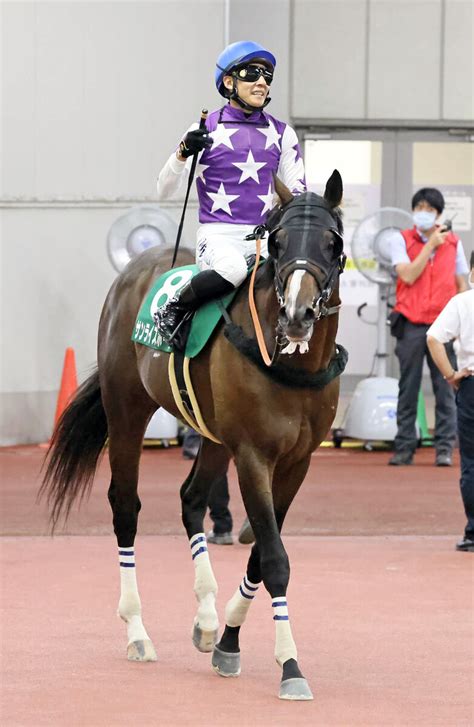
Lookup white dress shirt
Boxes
[427,290,474,372]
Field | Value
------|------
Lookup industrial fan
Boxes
[106,205,182,442]
[333,207,415,447]
[107,205,180,272]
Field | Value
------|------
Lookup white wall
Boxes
[1,0,225,444]
[2,1,225,200]
[292,0,473,122]
[1,0,472,443]
[443,0,474,119]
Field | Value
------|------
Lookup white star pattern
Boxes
[232,150,266,184]
[280,147,306,193]
[209,125,239,151]
[257,120,281,150]
[207,183,240,216]
[196,162,209,183]
[257,184,275,216]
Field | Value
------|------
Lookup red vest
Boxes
[394,227,458,324]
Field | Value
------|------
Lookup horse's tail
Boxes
[39,368,108,529]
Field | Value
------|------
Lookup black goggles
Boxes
[232,64,274,85]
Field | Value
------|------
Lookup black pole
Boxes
[171,109,208,268]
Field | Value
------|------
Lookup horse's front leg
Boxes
[212,542,261,678]
[219,448,312,700]
[181,439,230,653]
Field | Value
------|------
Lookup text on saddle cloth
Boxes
[131,265,238,358]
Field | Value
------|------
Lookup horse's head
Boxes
[266,171,345,345]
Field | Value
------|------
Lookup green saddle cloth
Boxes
[131,265,238,358]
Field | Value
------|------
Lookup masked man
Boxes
[388,187,468,466]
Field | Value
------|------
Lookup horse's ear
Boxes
[324,169,343,208]
[273,174,294,206]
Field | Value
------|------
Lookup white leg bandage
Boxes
[190,534,218,632]
[117,547,151,644]
[272,597,297,666]
[225,575,260,627]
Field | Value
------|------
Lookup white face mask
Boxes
[413,210,437,231]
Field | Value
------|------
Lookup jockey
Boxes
[155,40,307,342]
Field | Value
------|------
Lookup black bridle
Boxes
[251,193,346,320]
[227,192,348,370]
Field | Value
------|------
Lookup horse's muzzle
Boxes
[278,305,315,342]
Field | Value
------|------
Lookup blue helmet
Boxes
[215,41,276,97]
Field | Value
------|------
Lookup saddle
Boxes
[131,264,251,443]
[131,264,240,358]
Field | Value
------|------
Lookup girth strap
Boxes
[168,353,221,443]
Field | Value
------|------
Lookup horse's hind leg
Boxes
[106,393,157,662]
[180,438,230,654]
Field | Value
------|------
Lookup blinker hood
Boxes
[268,196,344,286]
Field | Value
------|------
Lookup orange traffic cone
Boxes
[39,348,78,448]
[53,347,78,426]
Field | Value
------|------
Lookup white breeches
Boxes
[196,223,269,287]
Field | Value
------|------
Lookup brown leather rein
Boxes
[248,237,274,366]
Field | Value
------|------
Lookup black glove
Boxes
[179,129,212,158]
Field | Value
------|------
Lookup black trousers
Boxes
[394,321,456,454]
[183,429,232,534]
[208,472,233,534]
[456,376,474,540]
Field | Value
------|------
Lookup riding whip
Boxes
[170,109,208,268]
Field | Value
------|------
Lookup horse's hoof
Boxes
[279,677,313,700]
[127,639,157,662]
[211,645,241,677]
[192,622,218,653]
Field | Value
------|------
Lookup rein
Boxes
[248,236,280,367]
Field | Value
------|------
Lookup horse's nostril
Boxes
[279,307,288,323]
[304,307,315,322]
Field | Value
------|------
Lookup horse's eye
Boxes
[320,232,336,261]
[323,231,342,259]
[332,233,343,257]
[268,229,287,259]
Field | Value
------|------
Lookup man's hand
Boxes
[449,367,472,390]
[177,129,213,160]
[428,228,448,250]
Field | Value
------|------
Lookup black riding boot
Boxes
[156,269,234,343]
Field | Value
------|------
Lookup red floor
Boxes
[0,445,468,537]
[1,446,473,726]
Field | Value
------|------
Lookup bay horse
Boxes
[41,172,347,701]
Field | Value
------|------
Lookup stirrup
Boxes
[167,311,193,344]
[153,300,183,340]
